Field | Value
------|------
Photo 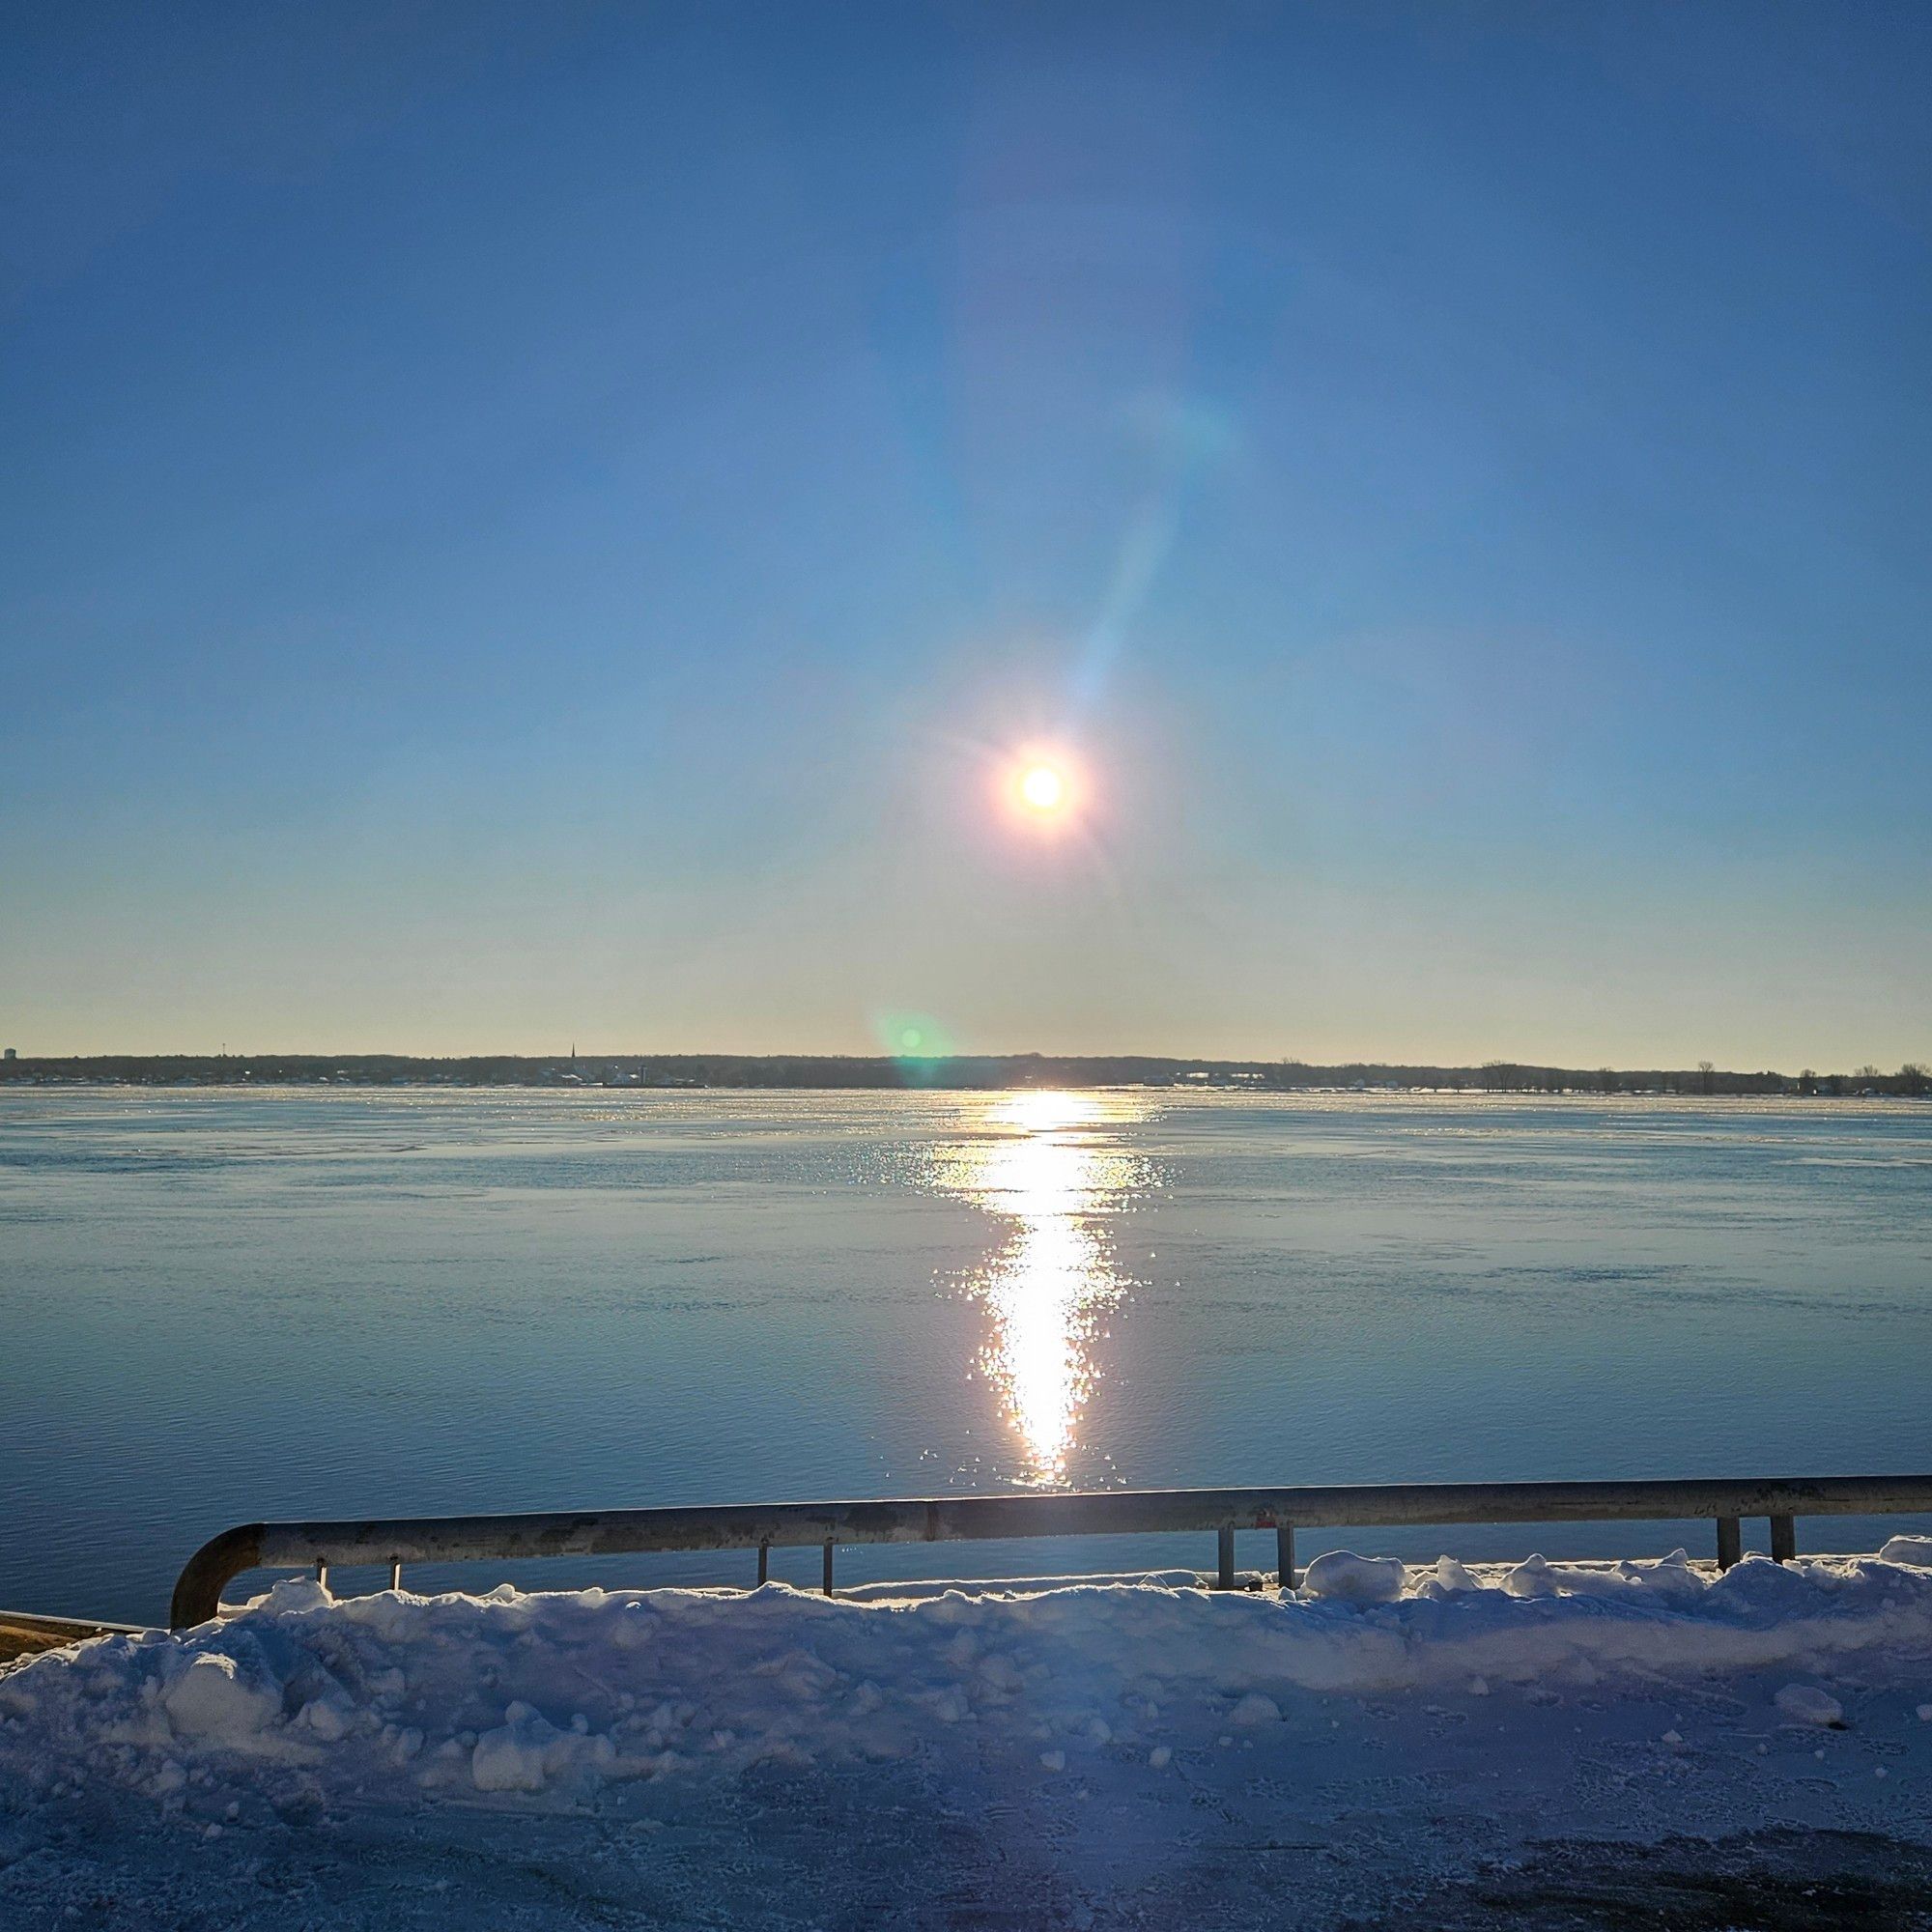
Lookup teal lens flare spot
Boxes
[874,1011,953,1072]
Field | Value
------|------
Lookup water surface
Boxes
[2,1088,1927,1621]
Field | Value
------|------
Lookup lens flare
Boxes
[873,1011,953,1077]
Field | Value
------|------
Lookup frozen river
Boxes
[2,1088,1928,1624]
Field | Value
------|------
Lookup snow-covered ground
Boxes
[5,1546,1932,1928]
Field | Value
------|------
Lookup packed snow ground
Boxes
[5,1546,1932,1928]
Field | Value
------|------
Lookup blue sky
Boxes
[4,2,1927,1065]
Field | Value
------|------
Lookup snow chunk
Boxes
[1230,1693,1281,1726]
[1774,1684,1845,1728]
[1880,1537,1932,1567]
[470,1730,544,1791]
[1300,1551,1406,1603]
[299,1697,353,1742]
[260,1577,332,1614]
[162,1653,281,1742]
[472,1705,564,1792]
[1503,1555,1560,1599]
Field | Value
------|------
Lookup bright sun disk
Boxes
[1019,764,1065,812]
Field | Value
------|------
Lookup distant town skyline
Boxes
[4,4,1928,1067]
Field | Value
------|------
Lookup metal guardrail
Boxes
[169,1473,1932,1628]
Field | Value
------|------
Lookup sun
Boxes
[998,747,1085,831]
[1019,763,1065,813]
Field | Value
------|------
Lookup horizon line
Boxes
[4,1048,1926,1084]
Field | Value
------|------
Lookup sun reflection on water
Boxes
[926,1092,1151,1486]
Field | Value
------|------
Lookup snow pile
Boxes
[3,1552,1932,1832]
[5,1555,1932,1927]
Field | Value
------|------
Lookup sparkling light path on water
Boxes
[923,1092,1153,1485]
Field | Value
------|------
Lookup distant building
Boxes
[2,1048,14,1062]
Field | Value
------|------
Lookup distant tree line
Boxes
[2,1052,1927,1096]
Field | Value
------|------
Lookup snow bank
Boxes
[4,1555,1932,1829]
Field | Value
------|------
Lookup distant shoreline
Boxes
[1,1052,1925,1099]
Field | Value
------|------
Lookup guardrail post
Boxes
[1276,1522,1295,1591]
[1770,1515,1796,1563]
[315,1558,329,1590]
[756,1542,769,1586]
[1716,1517,1742,1571]
[1216,1526,1236,1589]
[388,1561,402,1591]
[822,1541,834,1597]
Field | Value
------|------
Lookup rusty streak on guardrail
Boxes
[169,1473,1932,1629]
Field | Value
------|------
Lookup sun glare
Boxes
[1019,764,1065,812]
[1004,749,1084,829]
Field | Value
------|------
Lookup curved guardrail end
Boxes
[169,1523,267,1631]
